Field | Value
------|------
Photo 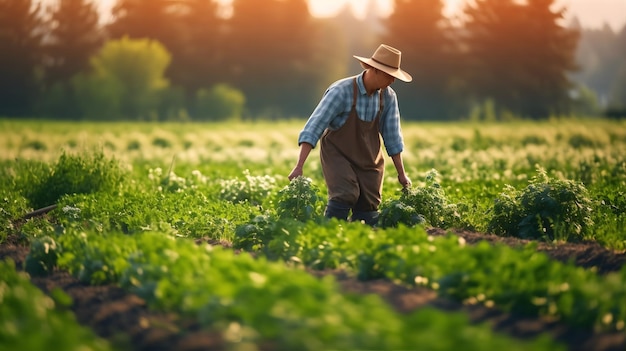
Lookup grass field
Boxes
[2,118,624,246]
[1,118,625,350]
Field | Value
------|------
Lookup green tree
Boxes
[195,84,245,121]
[44,0,102,86]
[463,0,579,119]
[384,0,464,120]
[177,0,223,97]
[0,0,44,116]
[571,22,616,107]
[225,0,319,118]
[107,0,183,81]
[607,27,626,113]
[41,0,103,119]
[71,71,122,120]
[79,36,171,120]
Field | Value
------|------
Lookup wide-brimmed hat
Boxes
[353,44,412,82]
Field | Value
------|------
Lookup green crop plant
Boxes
[24,236,59,276]
[379,199,426,228]
[488,167,594,241]
[24,150,125,209]
[38,228,563,351]
[219,169,277,206]
[387,169,461,228]
[0,259,111,351]
[257,220,626,331]
[275,176,324,222]
[0,190,30,243]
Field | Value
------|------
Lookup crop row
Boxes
[25,228,562,351]
[236,214,626,332]
[3,150,625,334]
[0,259,111,351]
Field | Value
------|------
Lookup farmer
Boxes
[288,44,413,226]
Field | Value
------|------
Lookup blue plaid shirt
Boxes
[298,72,404,156]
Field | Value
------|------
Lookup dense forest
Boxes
[1,0,625,121]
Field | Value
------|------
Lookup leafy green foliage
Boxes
[90,36,171,120]
[25,150,125,209]
[379,199,425,228]
[261,220,626,331]
[45,228,562,351]
[195,84,246,121]
[0,190,30,242]
[488,168,594,241]
[234,214,275,251]
[0,259,111,351]
[71,71,123,120]
[1,120,625,344]
[219,169,277,206]
[56,230,137,285]
[390,169,461,228]
[275,176,324,222]
[592,189,626,250]
[233,214,305,260]
[25,236,59,276]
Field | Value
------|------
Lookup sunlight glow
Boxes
[75,0,625,30]
[307,0,466,19]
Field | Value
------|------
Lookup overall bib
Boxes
[320,78,385,224]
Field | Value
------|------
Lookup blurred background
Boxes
[1,0,625,121]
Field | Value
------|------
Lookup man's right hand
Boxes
[288,166,303,181]
[289,143,313,181]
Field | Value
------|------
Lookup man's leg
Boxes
[324,200,351,221]
[351,167,383,227]
[351,210,379,226]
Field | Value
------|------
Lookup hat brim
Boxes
[353,55,413,82]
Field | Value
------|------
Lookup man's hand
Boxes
[398,173,411,188]
[289,143,312,181]
[391,153,410,188]
[288,166,303,181]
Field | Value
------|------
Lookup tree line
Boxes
[1,0,623,121]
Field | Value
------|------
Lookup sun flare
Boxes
[308,0,467,19]
[60,0,625,30]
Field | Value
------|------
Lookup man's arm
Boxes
[288,142,313,180]
[391,152,411,187]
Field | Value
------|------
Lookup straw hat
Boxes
[353,44,412,82]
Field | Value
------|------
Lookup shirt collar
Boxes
[356,71,369,96]
[356,71,385,96]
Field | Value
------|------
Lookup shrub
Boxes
[233,214,274,251]
[22,140,48,151]
[233,214,305,260]
[195,84,246,121]
[398,169,460,228]
[26,150,125,209]
[0,191,30,242]
[275,176,324,222]
[152,137,172,148]
[25,236,59,276]
[568,133,598,149]
[488,168,594,241]
[379,199,426,228]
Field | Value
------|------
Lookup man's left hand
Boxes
[398,174,411,188]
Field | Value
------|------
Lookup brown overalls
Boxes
[320,78,385,213]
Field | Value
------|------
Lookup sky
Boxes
[47,0,626,31]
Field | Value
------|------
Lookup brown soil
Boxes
[1,229,625,351]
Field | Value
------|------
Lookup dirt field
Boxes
[1,228,625,351]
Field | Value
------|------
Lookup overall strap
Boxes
[351,78,358,109]
[377,88,385,119]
